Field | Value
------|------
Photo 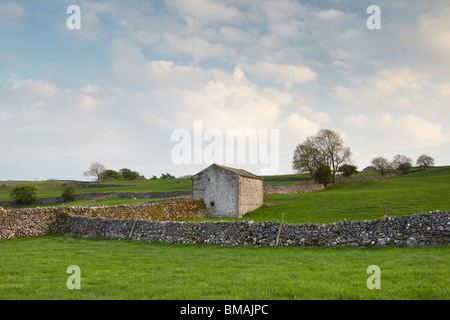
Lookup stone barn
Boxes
[191,164,264,218]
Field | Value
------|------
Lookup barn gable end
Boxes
[191,164,263,218]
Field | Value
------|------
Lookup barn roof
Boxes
[193,163,263,180]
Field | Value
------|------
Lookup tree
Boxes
[10,185,37,205]
[313,164,333,188]
[371,157,391,176]
[120,168,141,180]
[392,154,413,174]
[160,173,175,179]
[84,162,106,184]
[416,154,434,170]
[338,164,358,177]
[292,129,352,182]
[101,169,123,182]
[292,139,319,178]
[397,162,412,175]
[62,185,77,201]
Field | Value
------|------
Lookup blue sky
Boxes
[1,0,449,180]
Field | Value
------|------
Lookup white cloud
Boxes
[343,112,448,148]
[240,61,318,88]
[417,5,450,71]
[162,34,236,62]
[298,106,330,124]
[82,84,100,94]
[333,68,428,105]
[78,94,99,113]
[166,0,244,24]
[315,9,345,20]
[219,26,248,43]
[440,83,450,97]
[379,113,448,146]
[181,67,285,130]
[11,78,58,98]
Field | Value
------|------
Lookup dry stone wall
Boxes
[1,204,448,246]
[0,198,206,240]
[66,211,449,246]
[264,181,325,195]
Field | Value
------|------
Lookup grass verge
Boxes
[0,236,448,300]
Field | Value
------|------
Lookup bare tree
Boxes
[416,154,434,170]
[392,154,413,169]
[293,129,353,182]
[371,156,391,176]
[84,162,106,184]
[392,154,413,174]
[292,137,321,178]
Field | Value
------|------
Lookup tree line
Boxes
[83,162,176,184]
[292,128,435,187]
[370,154,434,176]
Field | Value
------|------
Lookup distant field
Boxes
[0,236,448,300]
[0,178,192,201]
[1,167,449,225]
[0,174,308,202]
[246,167,450,224]
[0,169,385,201]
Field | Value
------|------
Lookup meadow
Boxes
[0,167,449,300]
[2,167,449,221]
[0,236,448,300]
[246,166,450,224]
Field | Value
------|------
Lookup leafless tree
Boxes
[392,154,413,170]
[292,137,320,178]
[416,154,434,170]
[293,129,353,182]
[83,162,106,184]
[371,156,391,176]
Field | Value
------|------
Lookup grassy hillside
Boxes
[0,178,192,201]
[1,167,449,224]
[245,167,450,224]
[0,174,306,202]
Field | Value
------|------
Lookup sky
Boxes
[1,0,449,181]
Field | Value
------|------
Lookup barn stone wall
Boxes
[238,177,264,217]
[192,167,239,218]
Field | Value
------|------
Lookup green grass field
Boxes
[246,167,450,224]
[1,167,449,300]
[0,174,308,202]
[0,236,448,300]
[2,168,449,223]
[0,178,192,202]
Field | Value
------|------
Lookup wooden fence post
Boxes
[276,213,285,246]
[129,212,140,239]
[82,217,91,237]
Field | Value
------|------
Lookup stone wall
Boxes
[1,204,448,246]
[264,181,325,195]
[65,211,450,246]
[192,166,240,218]
[263,177,310,182]
[0,198,206,240]
[262,173,403,196]
[238,176,264,217]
